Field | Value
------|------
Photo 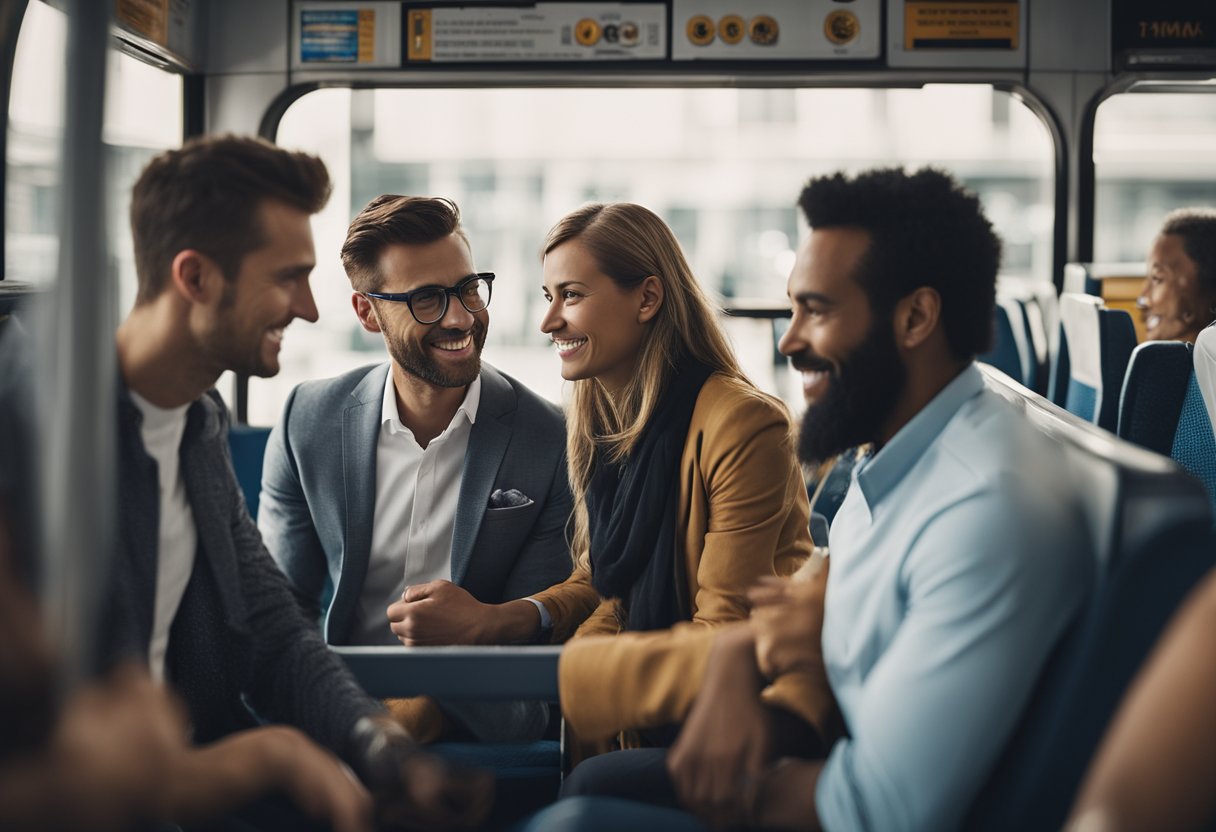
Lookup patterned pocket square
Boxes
[489,488,531,508]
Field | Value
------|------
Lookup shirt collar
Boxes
[380,369,482,437]
[855,362,985,508]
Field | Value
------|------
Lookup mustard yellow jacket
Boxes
[532,373,818,742]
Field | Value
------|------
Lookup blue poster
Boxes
[300,9,359,62]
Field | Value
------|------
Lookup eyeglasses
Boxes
[364,272,495,325]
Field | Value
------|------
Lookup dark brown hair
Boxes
[1161,208,1216,300]
[340,195,468,292]
[129,134,331,304]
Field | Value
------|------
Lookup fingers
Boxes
[402,579,452,603]
[378,754,493,831]
[747,578,791,609]
[322,770,374,832]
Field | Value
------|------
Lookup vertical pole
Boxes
[38,0,115,691]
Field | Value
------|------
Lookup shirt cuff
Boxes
[524,596,553,631]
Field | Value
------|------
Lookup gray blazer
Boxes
[258,362,573,741]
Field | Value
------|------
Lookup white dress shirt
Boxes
[353,372,481,645]
[129,390,198,683]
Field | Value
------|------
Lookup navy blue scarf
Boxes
[587,358,714,631]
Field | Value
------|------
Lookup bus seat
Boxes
[979,299,1027,384]
[964,366,1214,831]
[228,424,271,521]
[1118,341,1193,454]
[1015,294,1050,395]
[1048,318,1071,406]
[807,447,864,527]
[1057,293,1138,432]
[1120,333,1216,518]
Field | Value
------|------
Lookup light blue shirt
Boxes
[816,363,1092,832]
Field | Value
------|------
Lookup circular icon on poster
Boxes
[603,23,619,43]
[687,14,715,46]
[719,14,745,44]
[824,11,859,45]
[619,21,640,47]
[749,15,779,46]
[575,18,601,46]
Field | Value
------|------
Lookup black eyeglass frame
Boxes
[363,272,495,324]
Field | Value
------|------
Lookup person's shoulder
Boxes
[695,372,791,433]
[484,363,563,423]
[289,362,387,410]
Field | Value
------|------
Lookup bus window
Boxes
[1093,91,1216,262]
[6,0,182,314]
[267,85,1055,420]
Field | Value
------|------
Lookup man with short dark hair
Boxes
[1138,207,1216,343]
[259,194,572,743]
[108,136,488,829]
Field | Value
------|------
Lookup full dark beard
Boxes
[384,321,487,388]
[796,317,907,467]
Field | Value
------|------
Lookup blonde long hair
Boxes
[542,203,751,568]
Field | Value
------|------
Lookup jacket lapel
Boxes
[180,392,247,636]
[451,366,515,585]
[330,364,388,644]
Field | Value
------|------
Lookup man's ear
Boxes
[353,292,382,334]
[170,249,222,304]
[893,286,941,350]
[638,275,664,324]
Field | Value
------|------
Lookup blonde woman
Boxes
[391,203,827,748]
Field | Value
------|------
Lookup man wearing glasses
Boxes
[259,195,572,744]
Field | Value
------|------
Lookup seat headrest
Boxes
[1059,293,1103,389]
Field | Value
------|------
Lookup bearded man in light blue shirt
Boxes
[655,168,1093,831]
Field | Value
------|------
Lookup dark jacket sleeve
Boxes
[219,404,382,763]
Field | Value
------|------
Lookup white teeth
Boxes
[553,338,587,351]
[1146,315,1161,330]
[802,370,827,386]
[432,335,472,351]
[267,328,284,344]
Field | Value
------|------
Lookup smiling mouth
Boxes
[552,337,587,355]
[432,334,472,352]
[1145,314,1161,330]
[800,369,832,400]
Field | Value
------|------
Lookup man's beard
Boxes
[795,316,907,467]
[384,320,487,388]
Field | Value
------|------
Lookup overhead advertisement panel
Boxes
[903,0,1019,50]
[404,3,667,63]
[1112,0,1216,68]
[887,0,1025,68]
[293,1,402,68]
[671,0,882,60]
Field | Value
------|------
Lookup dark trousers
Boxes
[560,748,681,809]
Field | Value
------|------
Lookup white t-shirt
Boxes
[353,373,481,645]
[130,390,198,682]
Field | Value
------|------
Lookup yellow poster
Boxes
[904,1,1018,50]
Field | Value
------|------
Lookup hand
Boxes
[749,565,828,680]
[386,580,500,645]
[52,665,189,828]
[748,758,824,832]
[667,624,773,828]
[351,715,493,831]
[256,727,373,832]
